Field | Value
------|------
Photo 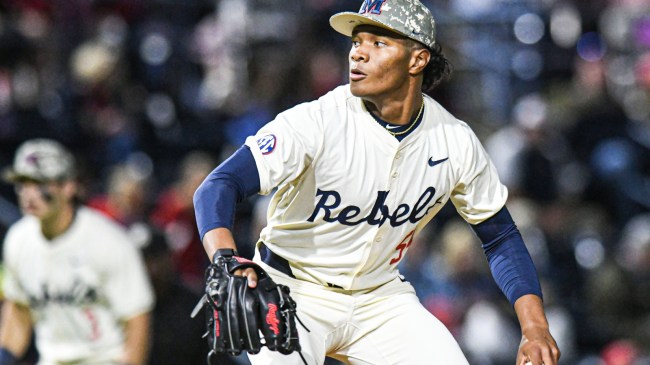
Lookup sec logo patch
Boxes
[257,134,277,155]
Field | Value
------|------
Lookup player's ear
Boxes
[61,180,78,201]
[409,46,430,76]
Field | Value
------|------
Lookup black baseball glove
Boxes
[191,248,306,363]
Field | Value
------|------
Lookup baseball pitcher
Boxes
[193,0,561,364]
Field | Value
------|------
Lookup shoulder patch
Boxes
[257,134,277,155]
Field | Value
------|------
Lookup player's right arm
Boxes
[1,225,33,365]
[0,300,32,365]
[201,228,238,260]
[193,145,262,287]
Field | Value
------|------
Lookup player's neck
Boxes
[41,204,76,240]
[363,93,423,126]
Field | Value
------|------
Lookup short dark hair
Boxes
[421,42,452,92]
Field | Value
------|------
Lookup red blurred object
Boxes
[423,296,460,334]
[5,0,52,13]
[635,52,650,89]
[601,339,639,365]
[151,188,208,292]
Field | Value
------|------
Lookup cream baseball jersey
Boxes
[2,207,154,364]
[244,84,507,290]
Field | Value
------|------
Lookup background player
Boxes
[193,0,561,364]
[0,139,154,365]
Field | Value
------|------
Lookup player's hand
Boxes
[516,324,560,365]
[234,267,258,288]
[210,248,259,288]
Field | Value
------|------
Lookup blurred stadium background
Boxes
[0,0,649,364]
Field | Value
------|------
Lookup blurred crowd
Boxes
[0,0,649,364]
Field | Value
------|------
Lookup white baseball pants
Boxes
[248,260,469,365]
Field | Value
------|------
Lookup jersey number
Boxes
[390,230,415,265]
[84,308,101,341]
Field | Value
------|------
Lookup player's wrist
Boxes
[0,347,18,365]
[212,248,239,263]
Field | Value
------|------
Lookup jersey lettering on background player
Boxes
[26,279,99,309]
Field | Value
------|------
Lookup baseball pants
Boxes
[248,258,469,365]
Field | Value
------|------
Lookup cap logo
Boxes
[25,153,41,168]
[360,0,386,15]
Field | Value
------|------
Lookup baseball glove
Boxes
[191,248,306,363]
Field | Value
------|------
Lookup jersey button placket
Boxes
[391,149,402,179]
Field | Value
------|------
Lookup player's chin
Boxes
[349,81,372,97]
[20,203,41,217]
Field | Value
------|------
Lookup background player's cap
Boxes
[3,139,76,183]
[329,0,436,49]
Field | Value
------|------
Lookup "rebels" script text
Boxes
[307,187,439,227]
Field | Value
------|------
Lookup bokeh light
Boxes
[550,4,581,48]
[512,49,543,80]
[634,15,650,47]
[514,13,545,45]
[577,32,607,62]
[575,237,605,270]
[145,93,176,128]
[139,33,172,66]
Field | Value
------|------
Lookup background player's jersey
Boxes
[245,85,507,290]
[2,207,154,364]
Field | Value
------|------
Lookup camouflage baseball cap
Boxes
[3,139,76,183]
[330,0,436,49]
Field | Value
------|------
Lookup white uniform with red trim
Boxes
[243,84,507,364]
[2,207,154,365]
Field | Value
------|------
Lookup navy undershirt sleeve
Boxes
[471,206,542,305]
[193,145,261,240]
[0,347,18,365]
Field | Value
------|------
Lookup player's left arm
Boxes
[120,312,150,365]
[449,123,559,364]
[514,294,559,365]
[471,207,560,365]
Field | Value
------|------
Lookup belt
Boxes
[258,243,343,289]
[259,242,295,278]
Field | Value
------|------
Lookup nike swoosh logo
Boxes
[386,124,400,130]
[428,157,448,167]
